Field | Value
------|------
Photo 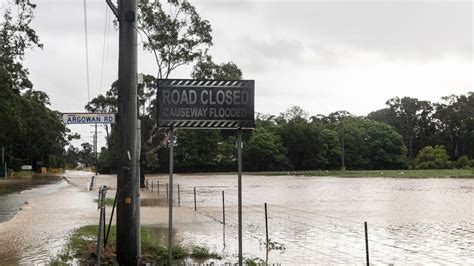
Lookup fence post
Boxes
[222,190,225,246]
[146,179,148,190]
[265,202,269,261]
[151,181,154,192]
[222,191,225,225]
[365,221,369,266]
[96,186,108,264]
[178,184,181,207]
[157,180,160,195]
[194,187,196,211]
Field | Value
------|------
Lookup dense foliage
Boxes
[414,145,451,169]
[0,2,69,170]
[369,94,474,169]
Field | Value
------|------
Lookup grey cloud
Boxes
[31,1,111,36]
[229,37,340,73]
[261,1,472,60]
[194,0,257,12]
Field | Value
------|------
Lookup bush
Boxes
[414,145,452,169]
[455,155,471,169]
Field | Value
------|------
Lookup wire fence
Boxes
[143,179,472,264]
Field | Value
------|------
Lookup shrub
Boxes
[414,145,452,169]
[455,155,471,169]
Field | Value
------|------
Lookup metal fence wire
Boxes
[144,180,470,265]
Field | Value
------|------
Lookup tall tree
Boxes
[0,2,68,170]
[244,127,287,171]
[78,142,94,167]
[138,0,213,79]
[369,97,435,165]
[333,117,407,170]
[276,107,328,170]
[192,55,242,80]
[0,1,42,93]
[434,93,474,159]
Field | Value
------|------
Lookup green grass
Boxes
[246,169,474,178]
[51,224,222,264]
[191,245,222,259]
[154,169,474,178]
[10,170,34,178]
[94,197,115,206]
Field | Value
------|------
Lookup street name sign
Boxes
[21,165,32,170]
[62,113,117,124]
[157,79,255,128]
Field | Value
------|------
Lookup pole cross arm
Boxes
[106,0,119,19]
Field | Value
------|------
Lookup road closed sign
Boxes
[157,79,255,128]
[62,113,116,124]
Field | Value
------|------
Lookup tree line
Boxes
[84,82,474,173]
[1,2,72,171]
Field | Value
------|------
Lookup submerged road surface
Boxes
[0,171,98,264]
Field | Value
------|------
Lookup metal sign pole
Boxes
[168,127,174,264]
[237,128,243,266]
[95,123,98,175]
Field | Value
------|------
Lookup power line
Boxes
[100,5,109,94]
[82,0,90,102]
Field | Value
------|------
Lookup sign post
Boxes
[168,127,174,264]
[157,79,254,265]
[237,128,243,265]
[1,145,4,178]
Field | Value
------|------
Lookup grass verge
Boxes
[7,170,34,178]
[50,224,221,264]
[246,169,474,178]
[94,197,115,206]
[152,169,474,178]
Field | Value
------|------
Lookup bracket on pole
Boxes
[106,0,119,19]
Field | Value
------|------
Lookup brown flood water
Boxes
[0,171,473,264]
[146,174,474,264]
[0,172,97,264]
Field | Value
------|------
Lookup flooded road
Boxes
[0,171,97,264]
[146,175,474,264]
[0,176,65,223]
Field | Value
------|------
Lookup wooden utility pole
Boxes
[107,0,140,264]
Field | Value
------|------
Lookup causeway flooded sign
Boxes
[62,113,116,124]
[157,79,255,128]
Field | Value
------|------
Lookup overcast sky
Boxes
[21,0,473,148]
